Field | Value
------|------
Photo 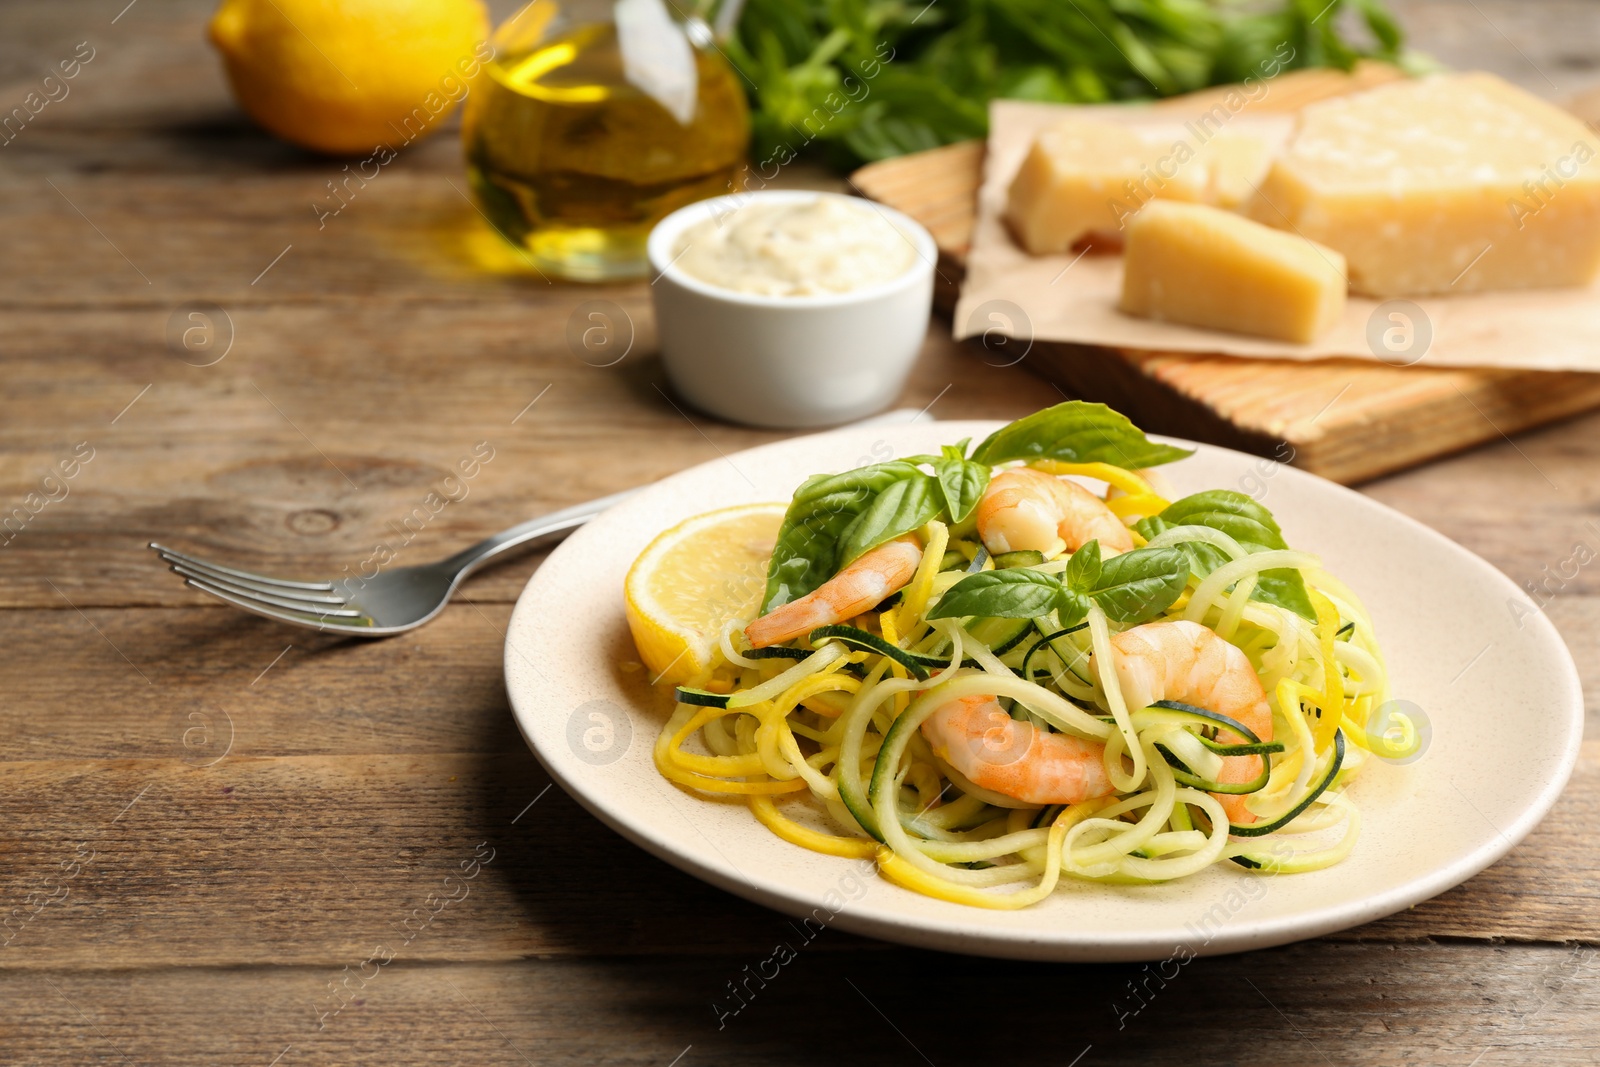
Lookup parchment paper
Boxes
[953,100,1600,373]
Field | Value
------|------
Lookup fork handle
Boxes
[441,487,641,578]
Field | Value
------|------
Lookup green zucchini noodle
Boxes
[648,456,1402,909]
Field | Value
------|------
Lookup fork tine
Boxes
[148,543,336,592]
[166,561,350,606]
[182,578,376,632]
[182,575,368,619]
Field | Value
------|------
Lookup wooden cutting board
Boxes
[852,64,1600,485]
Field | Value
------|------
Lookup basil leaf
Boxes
[1089,547,1189,624]
[928,568,1064,620]
[1135,490,1314,619]
[1065,539,1102,593]
[970,401,1192,469]
[1056,587,1091,630]
[1142,489,1287,548]
[761,461,926,611]
[934,456,991,524]
[1246,549,1316,620]
[835,472,943,568]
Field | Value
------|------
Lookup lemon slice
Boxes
[624,503,785,688]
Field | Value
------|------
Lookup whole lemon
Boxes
[209,0,491,156]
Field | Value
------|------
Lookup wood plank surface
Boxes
[3,0,1599,1063]
[0,305,1038,609]
[850,69,1600,486]
[5,944,1599,1065]
[8,325,1600,612]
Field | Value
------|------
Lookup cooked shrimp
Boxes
[1105,620,1274,824]
[920,694,1114,805]
[976,467,1134,556]
[744,536,922,649]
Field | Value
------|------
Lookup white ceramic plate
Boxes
[504,422,1582,961]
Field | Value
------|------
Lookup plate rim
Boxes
[504,420,1584,961]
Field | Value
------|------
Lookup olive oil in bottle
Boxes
[462,1,750,281]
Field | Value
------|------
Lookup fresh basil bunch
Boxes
[725,0,1411,168]
[759,402,1191,612]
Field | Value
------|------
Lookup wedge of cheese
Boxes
[1005,117,1206,254]
[1249,73,1600,297]
[1119,201,1347,344]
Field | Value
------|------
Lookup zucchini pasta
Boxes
[638,403,1414,908]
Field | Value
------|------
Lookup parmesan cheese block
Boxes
[1194,130,1275,209]
[1119,201,1348,344]
[1249,72,1600,297]
[1005,117,1206,254]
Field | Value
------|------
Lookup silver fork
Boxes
[150,408,927,635]
[151,488,638,636]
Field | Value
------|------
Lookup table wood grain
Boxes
[2,1,1597,1063]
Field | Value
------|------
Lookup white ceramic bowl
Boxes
[646,190,937,429]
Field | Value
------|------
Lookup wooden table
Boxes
[2,2,1596,1063]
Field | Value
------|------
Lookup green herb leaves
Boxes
[929,568,1067,621]
[929,540,1187,628]
[1092,547,1191,623]
[759,403,1185,613]
[762,461,936,611]
[726,0,1410,169]
[970,402,1192,470]
[933,440,990,524]
[1065,537,1102,591]
[1136,490,1315,619]
[833,469,942,570]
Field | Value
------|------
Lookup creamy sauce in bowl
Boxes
[673,194,918,297]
